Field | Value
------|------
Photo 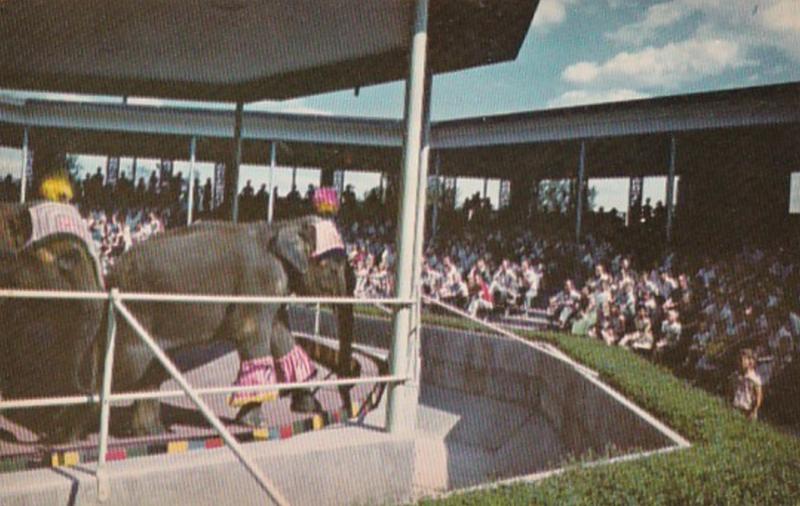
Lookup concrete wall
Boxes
[420,328,673,459]
[0,428,415,506]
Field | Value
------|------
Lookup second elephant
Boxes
[105,215,355,436]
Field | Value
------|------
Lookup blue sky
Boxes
[1,0,798,210]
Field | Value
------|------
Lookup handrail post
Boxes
[111,297,290,506]
[314,302,321,338]
[96,288,119,503]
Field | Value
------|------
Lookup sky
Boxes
[1,0,798,209]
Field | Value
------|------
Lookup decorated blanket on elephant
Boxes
[312,218,345,258]
[24,202,105,287]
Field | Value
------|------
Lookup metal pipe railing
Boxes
[112,295,291,506]
[422,295,600,379]
[0,288,410,505]
[0,375,406,410]
[96,289,119,501]
[0,289,412,306]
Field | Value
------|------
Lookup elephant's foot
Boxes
[290,390,321,413]
[128,400,167,437]
[235,403,265,428]
[338,385,353,411]
[228,356,278,408]
[40,407,96,445]
[41,422,91,445]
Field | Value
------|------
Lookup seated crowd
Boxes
[9,169,797,421]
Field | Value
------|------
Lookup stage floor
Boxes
[0,336,385,472]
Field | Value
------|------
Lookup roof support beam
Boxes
[229,102,244,223]
[268,141,277,223]
[19,126,29,204]
[666,135,677,243]
[576,141,586,242]
[187,136,197,225]
[387,0,428,435]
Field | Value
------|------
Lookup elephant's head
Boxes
[272,216,356,377]
[0,202,105,409]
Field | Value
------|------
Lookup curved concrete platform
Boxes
[1,310,688,505]
[0,336,385,471]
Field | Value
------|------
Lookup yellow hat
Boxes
[40,174,74,203]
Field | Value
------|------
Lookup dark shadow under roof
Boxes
[0,0,538,101]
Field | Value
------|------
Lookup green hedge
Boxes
[414,322,800,505]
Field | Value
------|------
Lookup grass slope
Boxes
[409,312,800,505]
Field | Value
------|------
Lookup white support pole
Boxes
[96,290,119,503]
[408,69,433,393]
[187,136,197,225]
[20,127,29,203]
[231,102,243,223]
[576,141,586,242]
[112,296,290,506]
[431,152,441,238]
[268,141,277,223]
[314,302,321,338]
[666,135,676,243]
[386,0,428,435]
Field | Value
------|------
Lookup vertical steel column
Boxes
[186,136,197,225]
[666,135,676,243]
[19,127,29,203]
[407,69,433,406]
[230,103,243,223]
[482,177,488,200]
[268,141,277,223]
[431,152,441,238]
[387,0,428,435]
[96,289,118,503]
[575,141,586,241]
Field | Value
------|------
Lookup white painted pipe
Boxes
[112,296,290,506]
[0,289,412,306]
[0,375,405,410]
[96,290,118,502]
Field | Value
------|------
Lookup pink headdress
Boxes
[313,187,339,216]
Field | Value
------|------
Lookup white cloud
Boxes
[607,1,691,44]
[762,0,800,32]
[606,0,800,61]
[531,0,578,30]
[546,88,651,108]
[562,38,746,89]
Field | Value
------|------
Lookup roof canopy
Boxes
[0,0,538,101]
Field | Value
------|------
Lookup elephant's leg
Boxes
[129,362,169,436]
[228,305,279,427]
[42,405,98,444]
[271,306,320,414]
[115,338,168,436]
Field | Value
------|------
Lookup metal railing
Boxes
[0,289,412,505]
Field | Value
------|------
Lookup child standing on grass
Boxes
[732,348,763,421]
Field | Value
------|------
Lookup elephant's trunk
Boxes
[336,302,354,378]
[335,263,356,406]
[73,300,107,394]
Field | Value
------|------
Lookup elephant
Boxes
[0,202,106,443]
[104,214,356,435]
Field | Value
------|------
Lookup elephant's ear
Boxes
[0,204,32,252]
[273,221,313,275]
